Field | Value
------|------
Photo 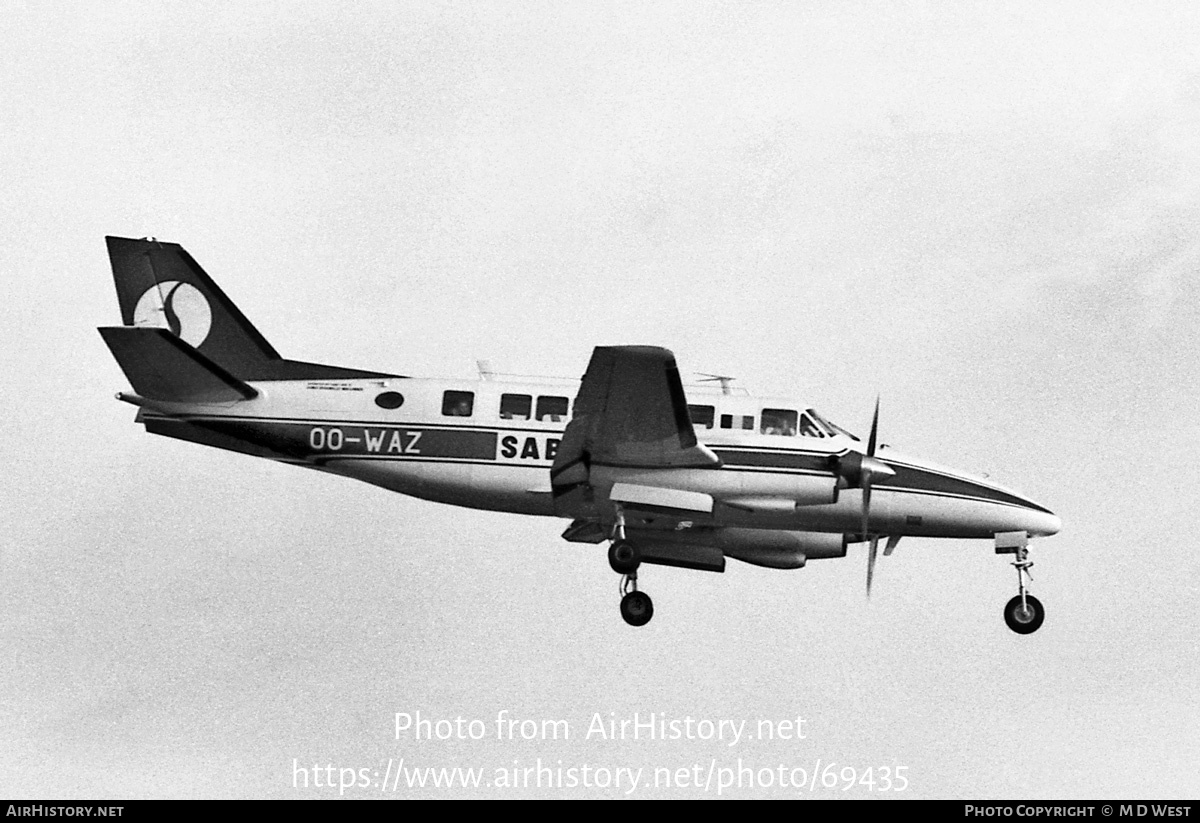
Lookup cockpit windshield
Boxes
[806,409,860,442]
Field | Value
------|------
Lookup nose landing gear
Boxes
[997,533,1044,634]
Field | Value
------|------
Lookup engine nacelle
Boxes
[622,527,847,572]
[623,528,726,572]
[716,529,848,569]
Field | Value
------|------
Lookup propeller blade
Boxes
[835,398,890,491]
[863,396,881,597]
[867,534,879,597]
[867,394,880,457]
[862,470,874,596]
[883,534,901,557]
[861,478,872,538]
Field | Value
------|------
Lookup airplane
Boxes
[98,236,1061,633]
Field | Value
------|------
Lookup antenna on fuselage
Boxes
[477,360,495,381]
[696,373,737,395]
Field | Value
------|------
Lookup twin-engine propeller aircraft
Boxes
[99,236,1061,632]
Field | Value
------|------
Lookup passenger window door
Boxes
[719,413,755,431]
[688,405,715,429]
[442,390,474,417]
[500,394,531,420]
[536,395,568,422]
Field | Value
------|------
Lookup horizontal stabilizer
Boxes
[99,326,258,403]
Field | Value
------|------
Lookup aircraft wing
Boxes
[551,346,719,507]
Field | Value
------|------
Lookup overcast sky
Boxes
[2,1,1198,798]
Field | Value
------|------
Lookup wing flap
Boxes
[610,482,713,514]
[561,519,608,544]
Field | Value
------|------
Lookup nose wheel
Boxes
[1002,542,1044,634]
[1004,593,1044,634]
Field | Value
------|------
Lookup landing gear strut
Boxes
[611,504,653,626]
[1003,543,1044,634]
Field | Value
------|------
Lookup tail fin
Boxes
[104,236,396,380]
[99,326,258,403]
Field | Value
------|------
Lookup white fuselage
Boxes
[142,375,1060,541]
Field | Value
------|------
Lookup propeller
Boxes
[833,396,894,597]
[863,397,881,597]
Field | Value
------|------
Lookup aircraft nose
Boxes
[1025,507,1061,537]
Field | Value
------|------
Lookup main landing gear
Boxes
[1003,543,1044,634]
[619,574,653,627]
[610,505,653,627]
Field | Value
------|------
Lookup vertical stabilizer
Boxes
[105,236,396,380]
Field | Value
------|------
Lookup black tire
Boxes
[1004,594,1045,634]
[620,591,654,627]
[608,540,641,574]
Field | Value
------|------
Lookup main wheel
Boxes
[620,591,654,627]
[1004,594,1045,634]
[608,540,641,574]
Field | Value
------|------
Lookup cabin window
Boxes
[536,395,569,421]
[807,408,861,442]
[374,391,404,410]
[688,404,715,429]
[500,394,531,420]
[798,412,823,438]
[761,409,798,436]
[720,413,754,430]
[442,390,474,417]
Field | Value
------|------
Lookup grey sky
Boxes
[2,1,1198,798]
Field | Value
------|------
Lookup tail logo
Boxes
[133,281,213,348]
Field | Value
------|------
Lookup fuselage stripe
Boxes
[142,414,1047,513]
